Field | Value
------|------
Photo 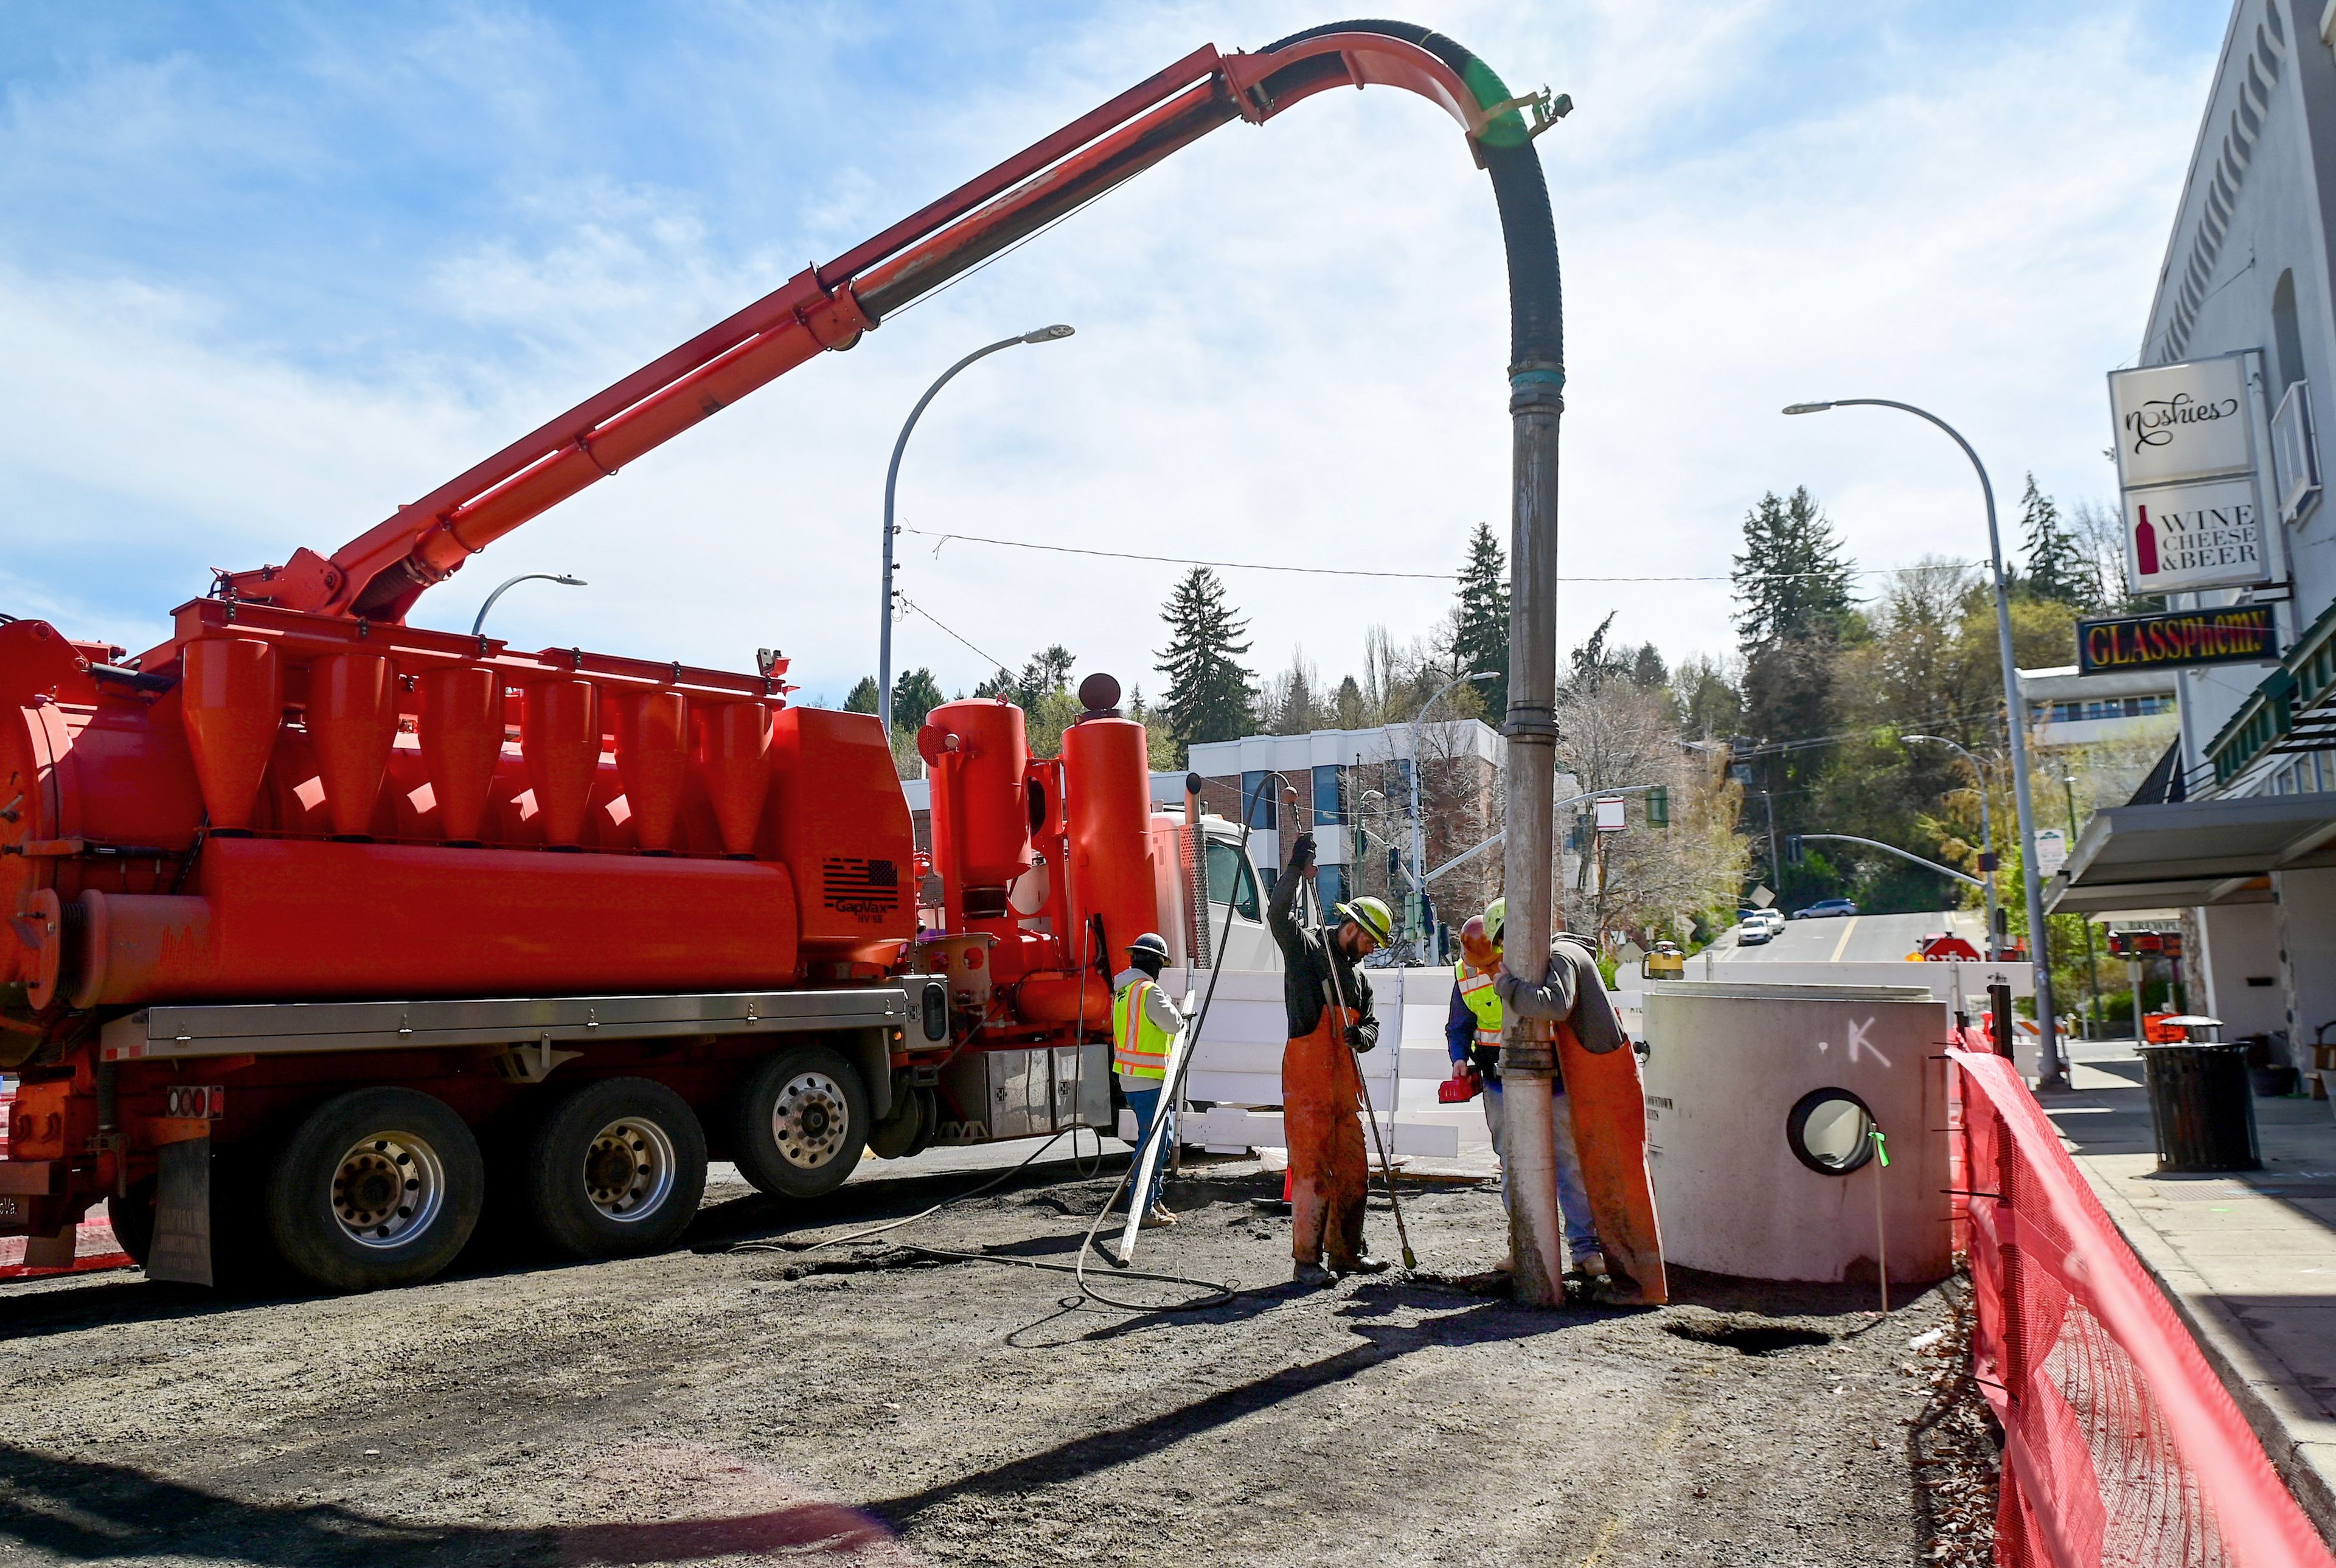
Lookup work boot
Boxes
[1571,1250,1608,1280]
[1292,1259,1334,1289]
[1333,1255,1392,1276]
[1139,1206,1177,1230]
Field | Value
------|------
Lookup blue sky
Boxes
[2,1,2231,704]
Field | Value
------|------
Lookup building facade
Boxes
[2052,0,2336,1063]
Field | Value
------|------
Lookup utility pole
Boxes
[2064,773,2102,1039]
[1763,789,1781,900]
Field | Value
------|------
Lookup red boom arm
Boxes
[211,29,1542,623]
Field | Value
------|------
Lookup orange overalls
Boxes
[1284,1000,1369,1269]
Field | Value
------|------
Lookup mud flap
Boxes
[19,1227,75,1270]
[1559,1022,1667,1305]
[147,1136,213,1286]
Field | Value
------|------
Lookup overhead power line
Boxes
[904,526,1983,585]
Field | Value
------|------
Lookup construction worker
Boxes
[1112,932,1184,1228]
[1269,830,1392,1287]
[1448,899,1604,1280]
[1496,906,1633,1284]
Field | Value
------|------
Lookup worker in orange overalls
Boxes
[1267,828,1392,1288]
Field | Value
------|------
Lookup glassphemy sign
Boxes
[2107,353,2273,595]
[2076,605,2277,673]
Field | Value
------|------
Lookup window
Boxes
[1312,764,1346,824]
[1316,862,1347,912]
[1205,841,1262,921]
[2273,269,2305,396]
[1239,770,1277,829]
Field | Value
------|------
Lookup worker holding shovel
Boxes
[1268,830,1393,1288]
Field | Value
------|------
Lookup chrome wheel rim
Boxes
[770,1070,850,1170]
[582,1117,680,1223]
[332,1133,447,1249]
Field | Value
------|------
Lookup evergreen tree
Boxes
[1154,566,1257,747]
[1332,675,1370,730]
[1450,521,1510,717]
[889,668,944,730]
[844,676,880,714]
[2018,473,2092,608]
[1629,642,1668,690]
[1566,611,1631,692]
[1733,487,1855,652]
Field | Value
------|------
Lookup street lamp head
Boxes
[1021,324,1076,344]
[551,574,588,587]
[1782,401,1835,416]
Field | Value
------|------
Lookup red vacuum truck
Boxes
[0,21,1563,1290]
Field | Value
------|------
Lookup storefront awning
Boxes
[2045,791,2336,914]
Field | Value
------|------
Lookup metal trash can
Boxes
[2139,1042,2262,1172]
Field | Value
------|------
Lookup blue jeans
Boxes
[1122,1084,1177,1212]
[1484,1081,1600,1260]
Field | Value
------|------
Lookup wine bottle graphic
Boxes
[2134,504,2160,577]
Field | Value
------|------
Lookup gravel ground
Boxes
[0,1150,1967,1566]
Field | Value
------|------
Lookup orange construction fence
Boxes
[1952,1049,2334,1567]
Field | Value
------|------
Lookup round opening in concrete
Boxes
[1787,1088,1876,1176]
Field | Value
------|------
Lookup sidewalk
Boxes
[2048,1041,2336,1541]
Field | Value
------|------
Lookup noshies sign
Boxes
[2107,354,2271,595]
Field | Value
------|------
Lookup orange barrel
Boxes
[418,665,506,844]
[614,689,689,852]
[522,678,600,848]
[179,637,282,832]
[1060,715,1156,977]
[695,700,771,856]
[918,698,1032,923]
[307,652,400,838]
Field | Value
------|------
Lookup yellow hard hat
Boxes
[1337,896,1394,946]
[1484,898,1506,947]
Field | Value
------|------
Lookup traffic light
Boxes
[1647,785,1670,828]
[1784,834,1804,866]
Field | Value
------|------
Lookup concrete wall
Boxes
[2198,901,2291,1041]
[2275,867,2336,1056]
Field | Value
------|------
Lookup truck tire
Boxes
[108,1180,156,1269]
[519,1077,707,1258]
[265,1088,484,1292]
[729,1043,869,1199]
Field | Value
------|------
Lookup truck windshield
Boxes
[1205,841,1261,921]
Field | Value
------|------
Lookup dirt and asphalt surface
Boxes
[0,1146,1972,1567]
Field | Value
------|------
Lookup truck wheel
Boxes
[729,1044,869,1199]
[108,1180,156,1268]
[520,1078,707,1258]
[265,1088,484,1292]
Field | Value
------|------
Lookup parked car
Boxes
[1791,898,1859,920]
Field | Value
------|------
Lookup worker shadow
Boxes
[0,1439,920,1566]
[876,1300,1580,1529]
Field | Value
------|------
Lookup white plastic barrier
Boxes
[1158,966,1470,1158]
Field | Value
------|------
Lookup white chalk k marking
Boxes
[1846,1017,1891,1068]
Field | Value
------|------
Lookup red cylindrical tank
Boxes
[417,666,504,844]
[1061,715,1156,978]
[695,700,771,856]
[307,652,399,838]
[179,637,281,831]
[64,837,804,1006]
[614,689,689,852]
[919,699,1032,927]
[522,678,600,848]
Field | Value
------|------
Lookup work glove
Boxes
[1344,1022,1375,1052]
[1287,831,1317,873]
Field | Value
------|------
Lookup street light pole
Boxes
[878,325,1075,732]
[1785,398,2065,1088]
[1408,670,1495,953]
[1905,734,1998,959]
[471,572,586,637]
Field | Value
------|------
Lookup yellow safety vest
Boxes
[1455,959,1503,1047]
[1112,977,1175,1080]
